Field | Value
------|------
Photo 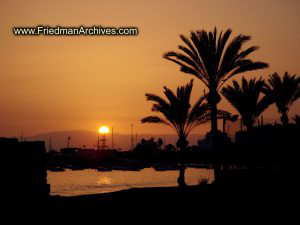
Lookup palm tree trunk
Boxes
[281,110,289,126]
[177,136,188,188]
[209,92,221,185]
[207,89,222,185]
[246,123,253,131]
[177,164,187,188]
[211,102,218,134]
[208,90,220,134]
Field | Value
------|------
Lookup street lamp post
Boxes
[97,131,100,151]
[111,126,114,150]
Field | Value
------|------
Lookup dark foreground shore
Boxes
[47,183,286,211]
[49,185,210,209]
[5,183,292,219]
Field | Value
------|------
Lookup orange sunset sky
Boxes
[1,0,300,137]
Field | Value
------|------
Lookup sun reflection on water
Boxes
[96,176,112,185]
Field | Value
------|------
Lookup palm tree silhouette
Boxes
[163,28,269,136]
[141,79,230,187]
[222,77,272,130]
[264,72,300,125]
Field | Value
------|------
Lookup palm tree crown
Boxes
[163,27,269,133]
[222,77,272,130]
[264,72,300,125]
[141,80,229,150]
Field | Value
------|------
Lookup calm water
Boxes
[47,168,214,196]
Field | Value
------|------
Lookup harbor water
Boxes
[47,168,214,196]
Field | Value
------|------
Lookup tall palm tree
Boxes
[141,80,230,187]
[264,72,300,125]
[163,27,269,136]
[222,77,272,130]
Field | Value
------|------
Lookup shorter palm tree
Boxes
[141,79,230,187]
[264,72,300,125]
[221,77,272,130]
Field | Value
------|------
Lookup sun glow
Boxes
[99,126,109,134]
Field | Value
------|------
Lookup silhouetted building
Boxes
[215,124,298,189]
[1,137,49,208]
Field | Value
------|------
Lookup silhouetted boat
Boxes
[112,165,143,171]
[48,167,65,172]
[188,163,209,169]
[153,163,179,171]
[70,165,85,170]
[124,165,143,171]
[97,167,112,172]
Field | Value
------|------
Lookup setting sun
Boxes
[99,126,109,134]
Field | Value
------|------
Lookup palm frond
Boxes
[265,72,300,113]
[221,77,271,129]
[141,116,171,126]
[163,27,269,93]
[142,80,218,144]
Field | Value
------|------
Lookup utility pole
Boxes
[131,124,134,150]
[49,138,53,151]
[97,132,100,151]
[20,131,24,142]
[111,126,114,150]
[136,132,138,145]
[67,136,71,148]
